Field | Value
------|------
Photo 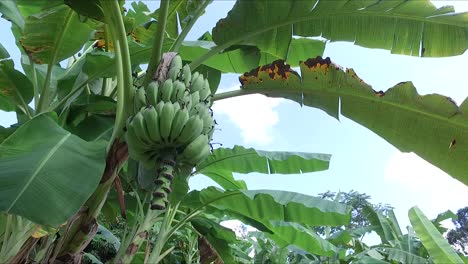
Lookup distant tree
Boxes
[315,190,393,236]
[447,206,468,255]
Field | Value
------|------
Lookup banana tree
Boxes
[0,0,467,263]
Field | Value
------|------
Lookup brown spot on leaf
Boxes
[239,60,298,86]
[375,91,385,97]
[449,139,456,150]
[1,86,13,96]
[303,56,332,68]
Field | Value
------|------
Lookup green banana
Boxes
[173,102,181,113]
[168,67,179,81]
[170,108,189,144]
[160,79,173,102]
[191,71,199,84]
[177,116,204,145]
[155,101,164,114]
[159,102,176,142]
[171,80,187,103]
[181,64,191,87]
[133,87,147,114]
[201,111,215,135]
[170,55,182,71]
[142,106,162,144]
[190,74,204,93]
[181,94,192,111]
[190,91,200,108]
[190,102,206,116]
[125,123,150,162]
[131,110,153,145]
[146,81,159,107]
[186,143,210,165]
[199,79,211,102]
[181,134,209,163]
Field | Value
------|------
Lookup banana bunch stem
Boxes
[152,151,177,210]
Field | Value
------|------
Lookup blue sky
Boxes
[1,1,468,233]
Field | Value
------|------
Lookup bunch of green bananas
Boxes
[125,55,215,210]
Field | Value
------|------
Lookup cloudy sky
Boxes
[1,1,467,233]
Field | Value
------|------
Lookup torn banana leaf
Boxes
[237,57,468,186]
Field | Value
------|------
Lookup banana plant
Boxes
[0,0,467,262]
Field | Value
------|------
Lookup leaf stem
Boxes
[143,0,170,86]
[101,0,134,146]
[101,24,111,96]
[188,43,229,71]
[169,0,213,52]
[212,88,255,101]
[29,60,39,110]
[37,10,75,113]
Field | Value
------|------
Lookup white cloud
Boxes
[384,152,468,218]
[212,92,283,145]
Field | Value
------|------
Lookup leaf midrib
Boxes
[6,133,71,212]
[197,150,324,174]
[215,7,467,50]
[242,86,468,132]
[197,151,262,173]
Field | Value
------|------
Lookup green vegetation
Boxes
[0,0,467,263]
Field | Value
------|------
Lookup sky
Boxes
[1,0,468,236]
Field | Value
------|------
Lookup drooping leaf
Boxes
[20,5,94,64]
[236,57,468,186]
[268,221,339,257]
[0,61,33,112]
[409,206,464,263]
[184,187,350,258]
[195,145,330,190]
[197,145,330,174]
[184,187,351,228]
[212,0,468,58]
[0,114,106,226]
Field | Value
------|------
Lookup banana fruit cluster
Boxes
[125,55,215,210]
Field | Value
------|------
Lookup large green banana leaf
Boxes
[184,187,350,257]
[409,206,464,263]
[229,57,468,186]
[212,0,468,58]
[184,187,350,229]
[19,5,94,65]
[195,145,330,190]
[0,115,106,226]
